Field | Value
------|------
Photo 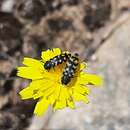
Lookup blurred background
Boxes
[0,0,130,130]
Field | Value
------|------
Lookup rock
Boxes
[0,112,20,130]
[0,0,15,13]
[0,12,22,56]
[83,0,111,31]
[22,5,93,59]
[15,0,46,23]
[117,0,130,10]
[19,0,111,59]
[46,14,130,130]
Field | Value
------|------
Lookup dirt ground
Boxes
[0,0,130,130]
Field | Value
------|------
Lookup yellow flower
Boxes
[17,48,102,116]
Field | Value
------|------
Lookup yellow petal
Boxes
[59,87,66,101]
[73,92,89,104]
[33,91,43,99]
[80,62,87,71]
[53,87,69,111]
[53,87,75,110]
[41,48,62,62]
[29,79,49,90]
[78,72,103,86]
[53,100,66,111]
[42,86,55,97]
[62,87,75,108]
[47,84,61,105]
[19,79,50,100]
[19,87,33,99]
[63,87,71,99]
[68,88,73,95]
[67,99,75,109]
[54,85,61,100]
[48,94,56,105]
[23,57,43,70]
[33,85,55,99]
[52,48,62,55]
[34,97,49,116]
[17,67,44,79]
[74,84,90,95]
[19,80,43,100]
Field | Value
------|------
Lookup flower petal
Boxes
[41,48,62,62]
[73,92,89,104]
[53,85,61,100]
[33,84,55,99]
[80,62,87,71]
[67,99,75,109]
[23,57,44,70]
[78,72,103,86]
[59,87,67,100]
[29,79,50,90]
[48,94,56,105]
[53,87,69,111]
[63,88,75,108]
[53,100,66,111]
[19,87,33,99]
[73,84,90,95]
[47,84,61,105]
[34,97,49,116]
[17,67,44,79]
